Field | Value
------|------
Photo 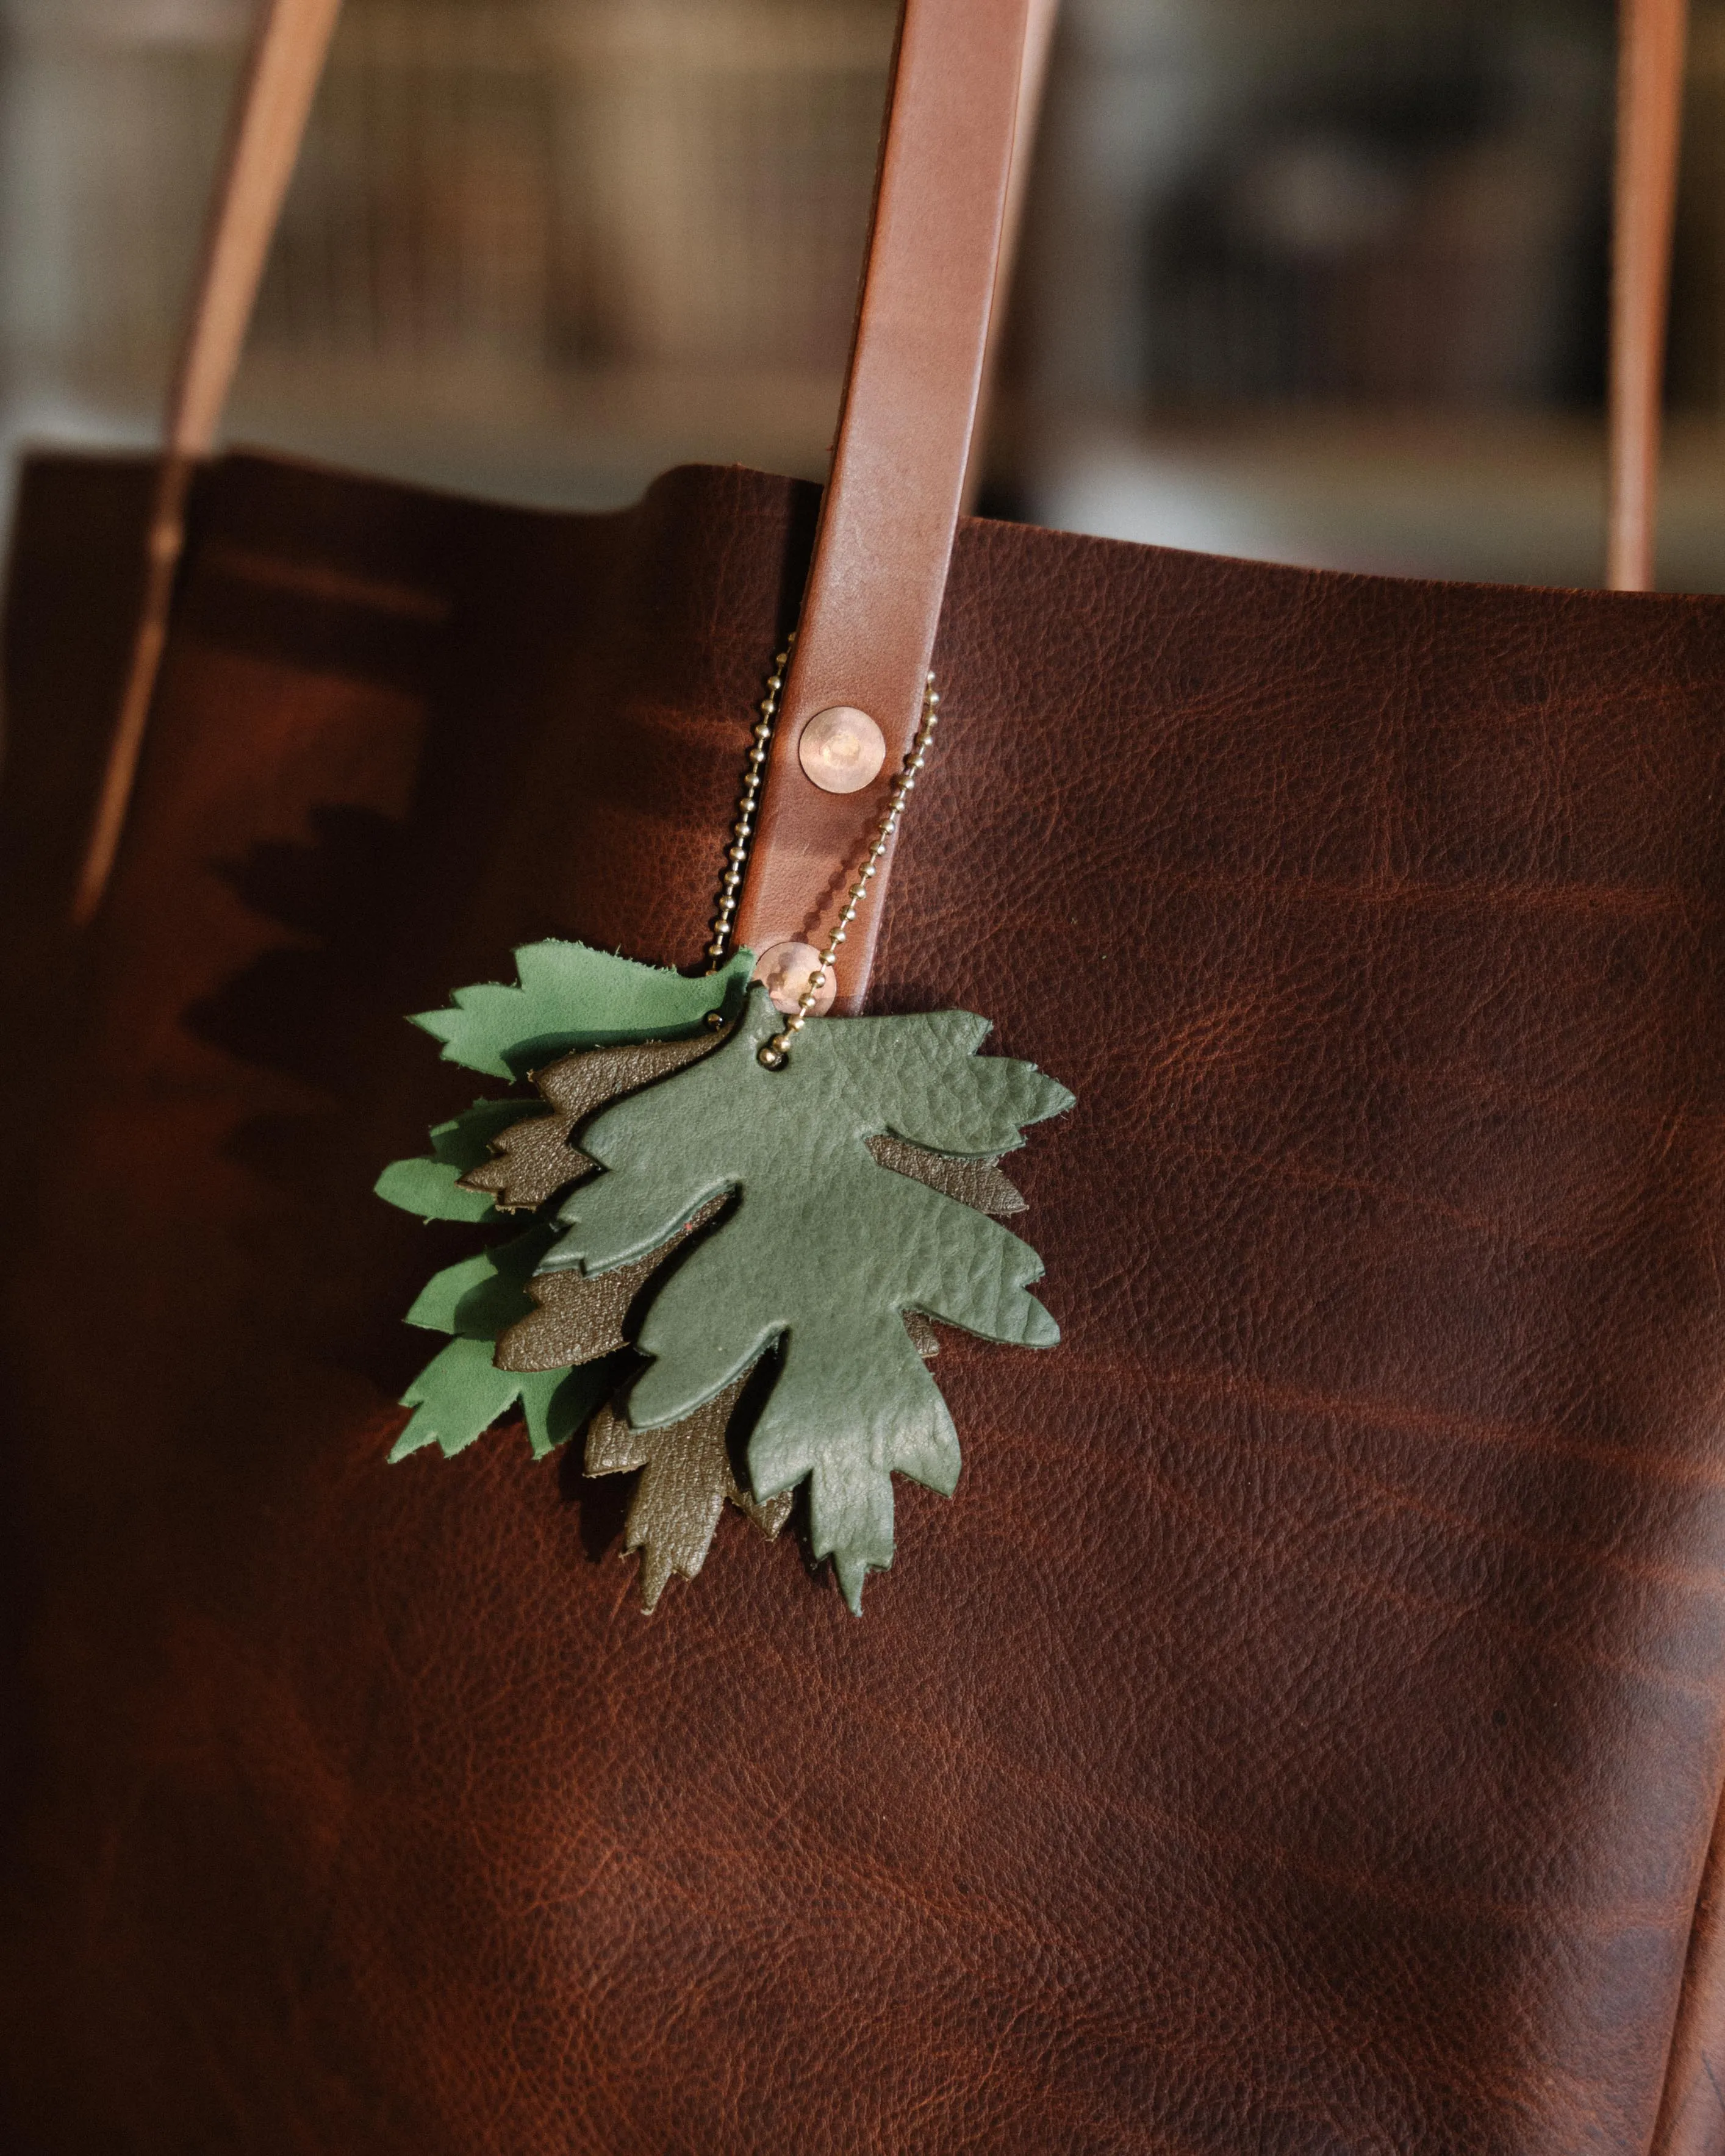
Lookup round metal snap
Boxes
[753,940,837,1017]
[798,705,886,795]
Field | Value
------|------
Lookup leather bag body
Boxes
[6,438,1725,2152]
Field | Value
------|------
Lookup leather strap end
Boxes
[733,0,1034,1008]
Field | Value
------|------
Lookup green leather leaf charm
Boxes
[542,984,1074,1611]
[376,937,1075,1617]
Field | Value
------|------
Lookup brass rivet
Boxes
[798,706,886,795]
[753,940,837,1017]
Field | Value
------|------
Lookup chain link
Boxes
[758,672,941,1070]
[707,632,794,967]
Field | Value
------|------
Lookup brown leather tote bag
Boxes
[5,4,1725,2151]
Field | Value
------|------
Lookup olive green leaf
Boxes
[542,985,1074,1611]
[585,1370,793,1614]
[457,1034,719,1214]
[392,1338,616,1463]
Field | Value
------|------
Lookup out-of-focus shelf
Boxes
[229,354,847,509]
[15,376,1725,601]
[1025,410,1725,594]
[0,353,848,515]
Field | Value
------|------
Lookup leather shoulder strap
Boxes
[168,0,346,465]
[965,0,1062,516]
[73,0,342,923]
[1609,0,1690,593]
[732,0,1033,1007]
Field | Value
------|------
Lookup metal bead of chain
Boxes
[707,632,795,967]
[759,672,941,1070]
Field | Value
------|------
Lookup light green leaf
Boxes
[545,985,1072,1611]
[375,1099,544,1222]
[391,1338,530,1461]
[392,1310,621,1464]
[412,941,755,1080]
[406,1225,558,1337]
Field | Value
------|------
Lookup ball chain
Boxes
[706,631,795,966]
[758,672,940,1069]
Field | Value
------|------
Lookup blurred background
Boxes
[2,0,1724,587]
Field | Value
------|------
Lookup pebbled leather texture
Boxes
[7,446,1725,2149]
